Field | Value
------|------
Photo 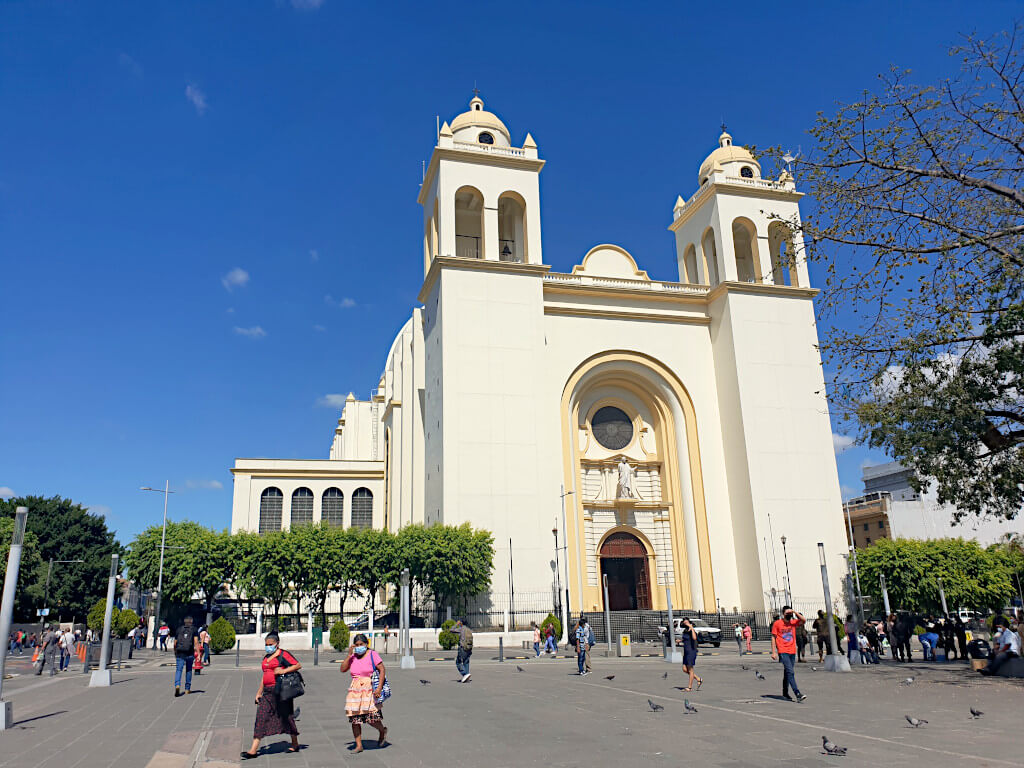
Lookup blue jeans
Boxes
[456,648,471,676]
[174,655,193,690]
[779,652,800,697]
[203,643,211,664]
[577,649,586,674]
[533,642,540,657]
[544,637,556,653]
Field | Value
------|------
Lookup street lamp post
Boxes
[551,524,562,618]
[818,542,850,672]
[780,536,792,606]
[140,482,174,649]
[39,557,84,637]
[842,503,866,625]
[558,486,573,643]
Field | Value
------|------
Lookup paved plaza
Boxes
[0,644,1020,767]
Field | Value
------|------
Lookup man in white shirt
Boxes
[981,617,1021,676]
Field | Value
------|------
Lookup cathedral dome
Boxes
[450,95,512,147]
[698,130,761,185]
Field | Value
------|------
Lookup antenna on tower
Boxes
[422,160,426,182]
[436,115,440,141]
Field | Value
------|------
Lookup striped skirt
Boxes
[345,676,381,724]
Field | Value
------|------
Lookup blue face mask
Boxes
[265,645,276,654]
[354,645,368,656]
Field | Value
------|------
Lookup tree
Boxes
[0,495,121,620]
[351,527,396,611]
[329,619,350,652]
[769,26,1024,521]
[0,517,44,620]
[419,524,494,613]
[245,531,292,630]
[208,617,236,653]
[88,597,118,632]
[855,538,1014,613]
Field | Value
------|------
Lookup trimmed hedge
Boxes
[209,617,236,654]
[540,613,561,641]
[330,620,350,652]
[439,619,458,650]
[115,609,139,638]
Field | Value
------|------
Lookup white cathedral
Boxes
[230,95,850,614]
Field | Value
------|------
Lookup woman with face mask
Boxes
[241,631,301,759]
[341,633,388,752]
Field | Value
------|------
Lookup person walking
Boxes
[811,610,830,662]
[770,606,806,703]
[574,618,592,676]
[35,625,58,676]
[173,616,201,697]
[742,622,753,654]
[531,622,541,658]
[732,623,744,655]
[339,633,388,753]
[59,627,74,671]
[454,619,473,683]
[679,617,703,691]
[159,622,170,651]
[796,622,809,662]
[543,623,557,655]
[200,626,212,665]
[241,631,301,759]
[954,616,968,660]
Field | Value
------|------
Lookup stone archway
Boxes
[600,532,651,610]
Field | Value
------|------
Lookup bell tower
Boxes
[668,130,809,288]
[417,94,545,275]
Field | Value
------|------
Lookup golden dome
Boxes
[450,96,511,143]
[698,131,760,184]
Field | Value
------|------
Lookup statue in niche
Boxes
[616,458,637,499]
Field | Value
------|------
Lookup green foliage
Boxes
[833,614,846,641]
[87,598,118,632]
[856,538,1016,613]
[764,27,1024,521]
[330,620,350,652]
[438,619,458,650]
[208,617,236,653]
[115,609,139,638]
[0,495,122,620]
[540,613,561,640]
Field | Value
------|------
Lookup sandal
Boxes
[681,687,692,692]
[240,752,258,760]
[379,728,389,747]
[697,678,703,690]
[286,747,299,754]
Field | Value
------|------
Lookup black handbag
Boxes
[273,652,305,701]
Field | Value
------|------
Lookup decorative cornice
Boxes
[668,181,804,232]
[706,281,819,301]
[543,281,708,305]
[543,305,711,325]
[417,148,545,204]
[231,468,385,479]
[418,256,551,303]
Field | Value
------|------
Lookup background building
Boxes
[231,95,851,614]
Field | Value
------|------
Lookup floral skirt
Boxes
[345,676,382,724]
[253,692,298,739]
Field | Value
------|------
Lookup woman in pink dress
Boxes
[742,622,753,653]
[340,633,388,753]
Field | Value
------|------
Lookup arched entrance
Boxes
[600,532,651,610]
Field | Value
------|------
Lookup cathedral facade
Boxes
[230,96,849,614]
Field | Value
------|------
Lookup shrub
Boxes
[87,599,118,632]
[330,620,350,652]
[540,613,561,641]
[209,618,236,654]
[833,615,846,641]
[115,609,139,638]
[439,619,458,650]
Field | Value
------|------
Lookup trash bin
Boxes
[617,633,632,658]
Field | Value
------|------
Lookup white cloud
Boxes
[185,479,224,490]
[89,504,112,519]
[309,249,319,262]
[291,0,324,9]
[832,433,855,454]
[860,457,877,471]
[324,294,356,308]
[221,267,249,291]
[185,83,207,115]
[234,325,266,338]
[313,324,326,332]
[0,486,15,499]
[317,393,347,408]
[118,52,143,78]
[340,297,356,308]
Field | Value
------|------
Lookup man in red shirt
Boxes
[770,606,807,702]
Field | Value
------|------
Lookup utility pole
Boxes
[780,536,792,606]
[0,507,28,729]
[818,543,849,672]
[558,486,573,642]
[140,482,174,648]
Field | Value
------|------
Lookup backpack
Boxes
[461,627,473,652]
[587,627,595,647]
[175,625,194,653]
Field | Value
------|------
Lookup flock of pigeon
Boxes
[414,660,986,758]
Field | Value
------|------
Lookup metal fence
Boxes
[577,609,821,644]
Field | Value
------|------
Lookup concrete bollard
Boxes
[499,636,504,663]
[235,639,240,668]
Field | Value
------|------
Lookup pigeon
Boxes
[822,736,847,756]
[684,699,698,714]
[901,676,915,685]
[755,670,766,680]
[662,672,668,679]
[970,707,983,719]
[905,715,927,728]
[419,679,431,686]
[811,666,819,671]
[741,664,750,670]
[648,699,664,712]
[604,675,615,680]
[515,665,524,672]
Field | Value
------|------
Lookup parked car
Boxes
[657,617,722,647]
[347,612,426,631]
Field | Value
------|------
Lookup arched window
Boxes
[291,487,313,526]
[351,487,373,529]
[259,487,283,534]
[454,186,484,259]
[322,488,344,526]
[682,244,699,284]
[701,229,720,285]
[478,131,494,145]
[768,222,795,286]
[740,166,754,178]
[732,218,760,283]
[497,192,526,263]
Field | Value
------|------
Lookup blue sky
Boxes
[0,1,1006,543]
